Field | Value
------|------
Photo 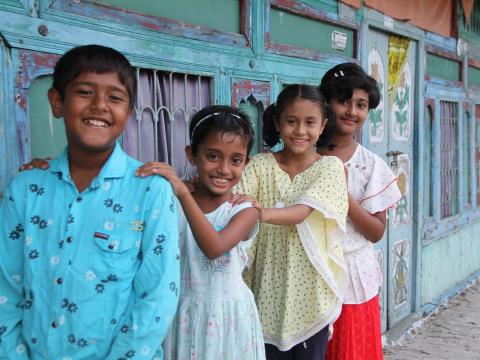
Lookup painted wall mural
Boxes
[393,153,410,227]
[368,47,385,142]
[393,239,409,308]
[391,62,412,141]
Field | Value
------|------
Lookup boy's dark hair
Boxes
[262,84,336,148]
[189,105,254,155]
[52,44,137,110]
[319,62,380,109]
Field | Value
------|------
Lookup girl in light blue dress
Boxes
[137,105,265,360]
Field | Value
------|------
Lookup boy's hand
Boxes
[135,162,189,198]
[19,157,51,171]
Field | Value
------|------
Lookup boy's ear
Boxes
[48,88,64,118]
[185,145,196,165]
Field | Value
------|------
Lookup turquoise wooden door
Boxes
[365,29,416,331]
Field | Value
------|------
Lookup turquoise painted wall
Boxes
[422,221,480,305]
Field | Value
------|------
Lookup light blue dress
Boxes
[164,201,266,360]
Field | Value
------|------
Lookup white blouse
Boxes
[342,144,401,304]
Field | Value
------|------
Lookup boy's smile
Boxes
[49,71,132,156]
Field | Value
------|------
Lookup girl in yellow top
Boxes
[236,84,349,359]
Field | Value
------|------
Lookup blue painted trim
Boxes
[0,0,36,16]
[424,31,457,52]
[422,209,480,244]
[43,0,251,48]
[0,39,17,198]
[420,270,480,316]
[413,38,426,313]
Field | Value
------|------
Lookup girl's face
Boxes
[187,131,249,197]
[275,99,325,156]
[330,88,369,136]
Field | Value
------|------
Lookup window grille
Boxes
[440,101,459,218]
[424,105,434,218]
[122,69,211,178]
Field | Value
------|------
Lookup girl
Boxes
[236,84,349,360]
[317,63,402,360]
[21,105,266,360]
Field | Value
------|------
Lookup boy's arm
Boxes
[105,179,180,360]
[0,186,29,359]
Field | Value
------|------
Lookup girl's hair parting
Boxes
[319,62,380,109]
[262,84,336,149]
[189,105,254,155]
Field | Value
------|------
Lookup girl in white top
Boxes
[317,63,401,360]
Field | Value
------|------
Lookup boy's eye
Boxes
[358,102,368,109]
[206,153,219,161]
[76,89,92,96]
[109,94,125,102]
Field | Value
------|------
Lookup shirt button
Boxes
[108,244,115,250]
[56,278,63,285]
[76,197,82,202]
[66,236,73,243]
[51,321,58,328]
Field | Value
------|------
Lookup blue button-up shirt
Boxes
[0,144,180,359]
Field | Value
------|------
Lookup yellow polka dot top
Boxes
[236,152,348,351]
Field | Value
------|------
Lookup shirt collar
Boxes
[49,143,129,187]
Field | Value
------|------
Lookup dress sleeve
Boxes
[294,157,349,300]
[0,184,30,359]
[360,156,402,214]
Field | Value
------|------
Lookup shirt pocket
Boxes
[92,231,140,277]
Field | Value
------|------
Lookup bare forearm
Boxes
[262,204,313,225]
[177,193,257,259]
[348,196,386,243]
[177,193,227,259]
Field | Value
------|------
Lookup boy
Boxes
[0,45,179,359]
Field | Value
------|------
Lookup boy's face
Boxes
[48,71,132,155]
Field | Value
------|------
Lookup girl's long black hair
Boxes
[318,62,380,149]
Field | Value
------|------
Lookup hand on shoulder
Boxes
[19,158,51,171]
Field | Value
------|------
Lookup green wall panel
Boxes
[426,53,460,82]
[270,8,354,57]
[469,66,480,87]
[29,77,67,159]
[97,0,240,33]
[422,221,480,305]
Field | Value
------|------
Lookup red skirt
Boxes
[326,295,383,360]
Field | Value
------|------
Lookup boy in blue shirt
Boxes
[0,45,180,359]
